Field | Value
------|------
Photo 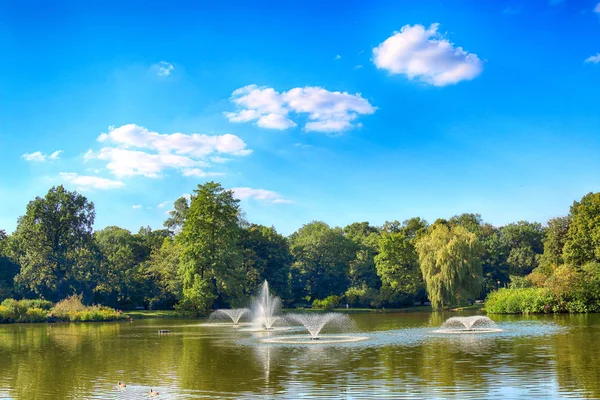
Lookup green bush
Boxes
[0,299,52,322]
[23,307,49,323]
[485,288,555,314]
[345,286,379,308]
[312,295,341,310]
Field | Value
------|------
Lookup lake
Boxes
[0,311,598,399]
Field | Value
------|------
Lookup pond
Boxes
[0,311,598,399]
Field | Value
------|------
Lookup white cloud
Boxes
[257,113,297,130]
[59,172,124,190]
[22,150,63,162]
[154,61,175,76]
[372,23,483,86]
[225,85,375,133]
[181,168,225,177]
[132,204,142,209]
[354,65,364,69]
[87,147,205,178]
[157,201,170,208]
[595,3,600,13]
[98,124,251,157]
[87,124,252,178]
[231,187,291,204]
[335,54,341,60]
[49,150,63,160]
[585,53,600,63]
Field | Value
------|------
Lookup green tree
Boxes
[289,221,355,302]
[144,237,183,309]
[93,226,148,308]
[375,218,427,305]
[178,182,243,312]
[500,221,545,276]
[11,186,96,301]
[563,192,600,266]
[164,196,190,233]
[343,222,381,289]
[0,230,19,299]
[539,216,570,271]
[239,224,292,302]
[449,213,509,293]
[415,223,483,308]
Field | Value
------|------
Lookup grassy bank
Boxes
[0,297,125,324]
[123,310,189,319]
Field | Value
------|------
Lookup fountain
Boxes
[434,316,502,334]
[209,308,250,325]
[251,281,283,330]
[262,312,368,344]
[286,313,351,340]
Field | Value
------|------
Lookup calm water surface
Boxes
[0,311,599,399]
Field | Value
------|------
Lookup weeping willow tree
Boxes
[415,224,483,309]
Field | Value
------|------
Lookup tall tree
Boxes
[179,182,243,311]
[164,196,190,233]
[500,221,545,276]
[449,213,509,292]
[415,223,483,308]
[12,186,96,301]
[93,226,148,308]
[343,222,381,289]
[144,237,183,309]
[239,224,292,302]
[0,230,19,299]
[539,216,570,271]
[289,221,355,302]
[563,192,600,266]
[375,218,427,304]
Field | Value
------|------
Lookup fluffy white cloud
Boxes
[98,124,251,157]
[87,124,252,178]
[154,61,174,76]
[22,150,62,162]
[257,113,297,130]
[231,187,291,204]
[225,85,375,133]
[87,147,205,178]
[132,204,142,209]
[372,23,483,86]
[181,168,225,177]
[585,53,600,63]
[60,172,124,190]
[157,201,170,208]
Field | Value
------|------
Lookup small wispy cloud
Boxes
[132,204,142,209]
[59,172,124,190]
[231,187,291,204]
[153,61,175,76]
[585,53,600,63]
[595,2,600,13]
[157,201,170,208]
[22,150,63,162]
[334,54,341,60]
[354,65,364,69]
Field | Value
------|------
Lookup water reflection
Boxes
[0,313,598,398]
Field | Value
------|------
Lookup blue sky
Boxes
[1,0,600,235]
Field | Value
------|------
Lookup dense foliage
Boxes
[2,183,600,315]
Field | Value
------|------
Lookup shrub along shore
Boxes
[0,295,124,324]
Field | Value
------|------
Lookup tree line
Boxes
[1,182,599,313]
